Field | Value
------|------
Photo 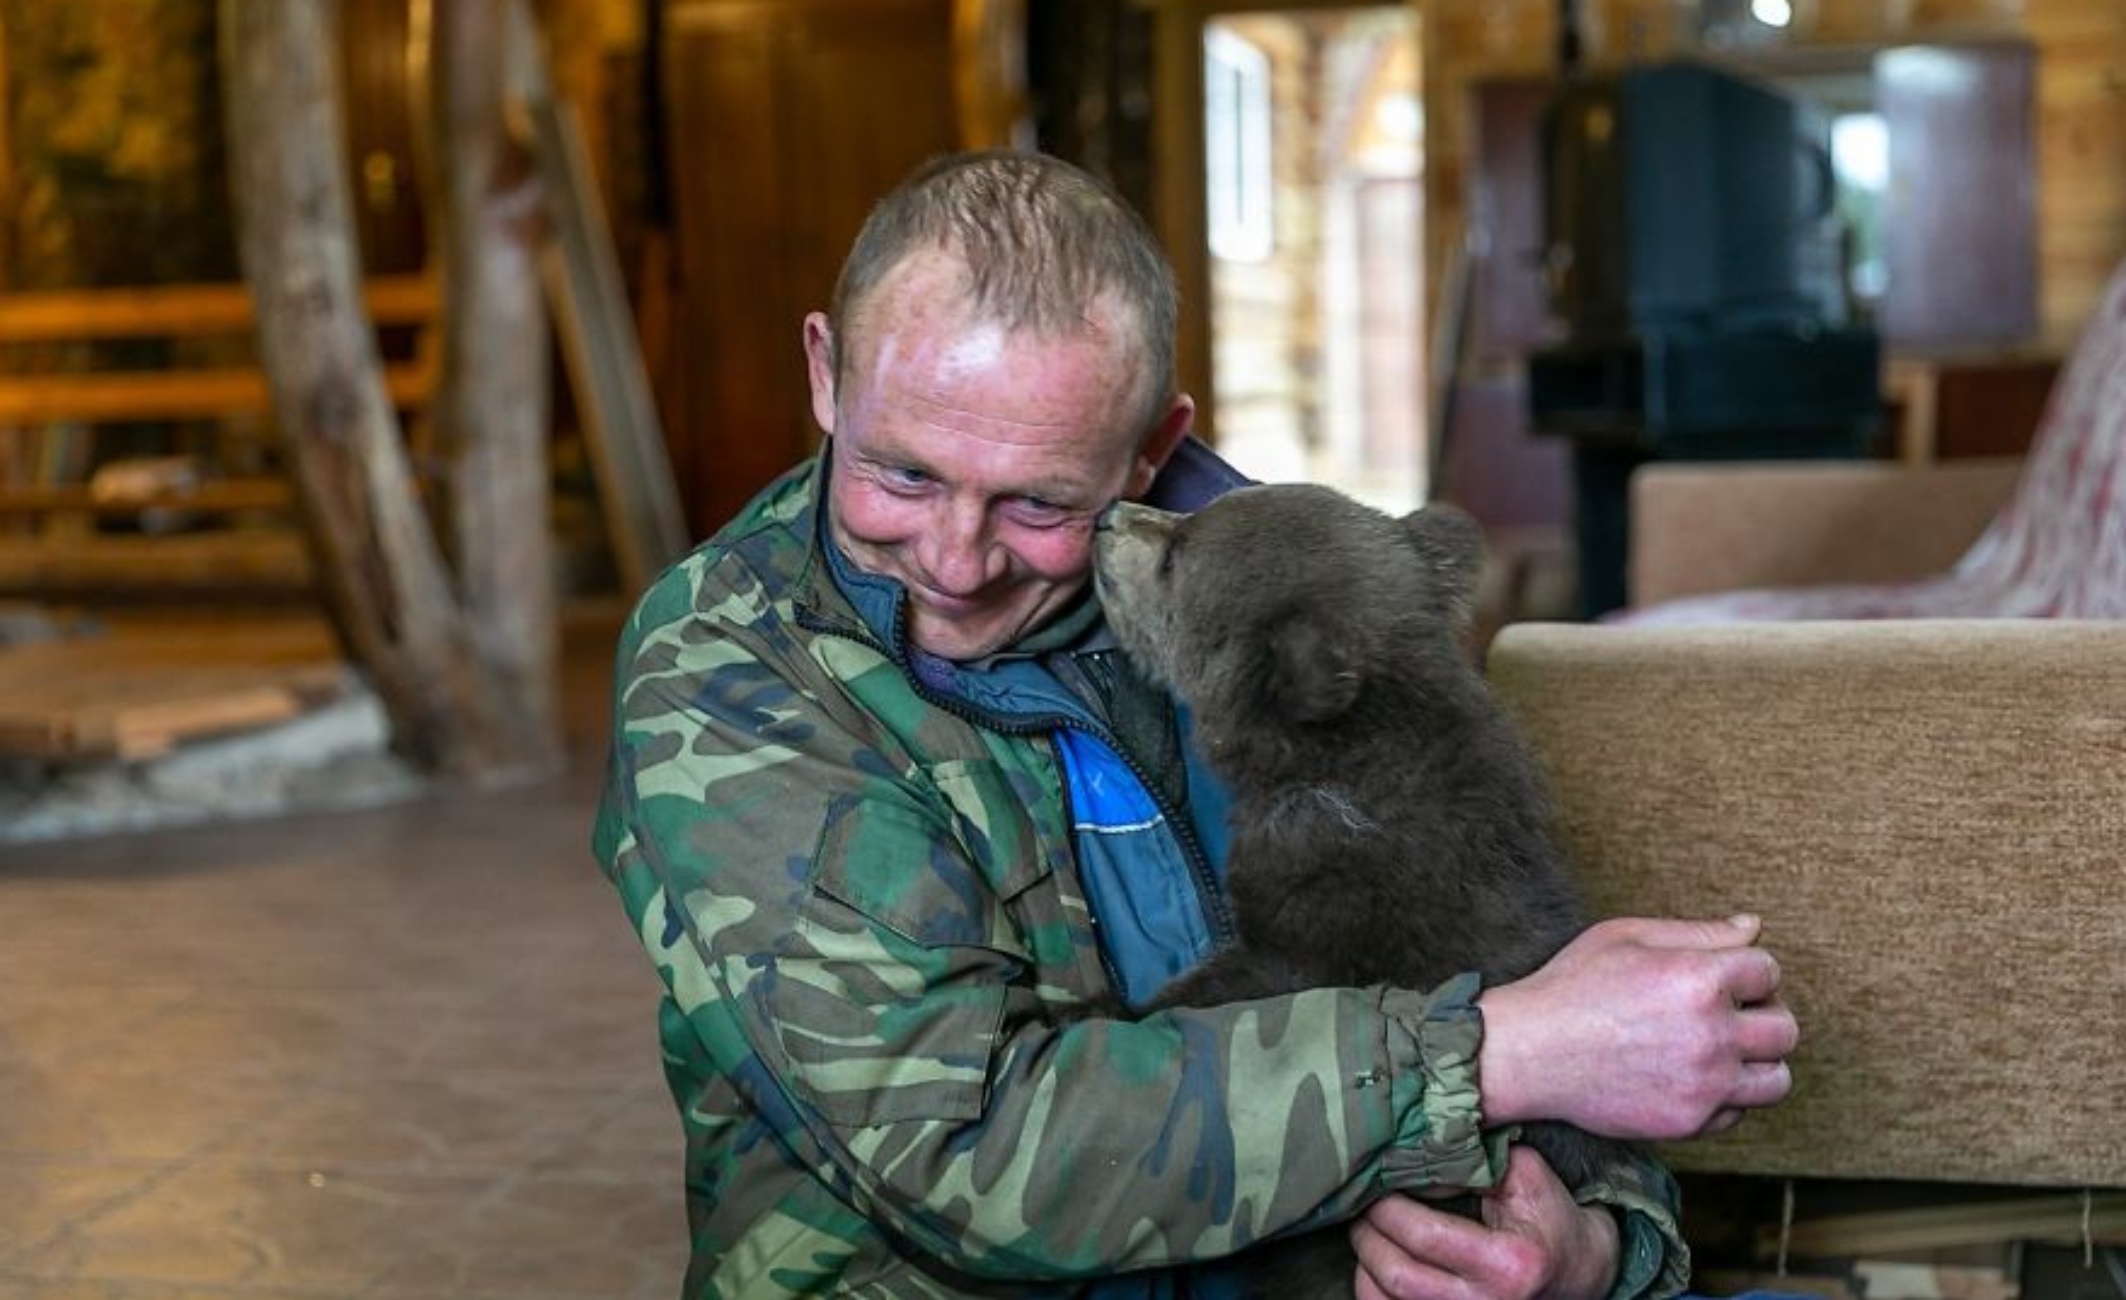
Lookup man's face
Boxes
[806,252,1189,662]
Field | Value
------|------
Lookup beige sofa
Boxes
[1485,616,2126,1190]
[1625,457,2023,609]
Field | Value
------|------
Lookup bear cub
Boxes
[1093,484,1631,1297]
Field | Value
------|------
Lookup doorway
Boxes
[1198,6,1424,512]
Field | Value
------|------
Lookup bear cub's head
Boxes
[1093,484,1485,737]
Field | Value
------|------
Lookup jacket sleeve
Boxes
[1578,1147,1692,1300]
[593,562,1504,1283]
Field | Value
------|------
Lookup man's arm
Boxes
[1476,915,1797,1141]
[1351,915,1799,1300]
[603,777,1495,1279]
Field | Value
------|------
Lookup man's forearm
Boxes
[754,978,1490,1278]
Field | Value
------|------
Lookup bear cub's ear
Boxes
[1401,504,1485,627]
[1267,617,1365,724]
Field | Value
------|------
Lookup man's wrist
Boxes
[1471,981,1541,1127]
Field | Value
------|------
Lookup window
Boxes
[1830,110,1889,304]
[1204,28,1273,263]
[1699,0,1796,49]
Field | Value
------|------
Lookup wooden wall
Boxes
[0,0,235,290]
[1418,0,2126,346]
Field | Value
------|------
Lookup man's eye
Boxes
[880,465,933,492]
[1006,497,1073,527]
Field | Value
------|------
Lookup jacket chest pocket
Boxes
[768,760,1085,1126]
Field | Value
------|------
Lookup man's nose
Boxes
[922,502,997,591]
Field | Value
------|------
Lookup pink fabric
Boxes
[1620,259,2126,626]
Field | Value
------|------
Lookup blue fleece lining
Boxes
[1055,728,1221,1010]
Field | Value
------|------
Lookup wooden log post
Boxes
[219,0,562,784]
[429,0,563,766]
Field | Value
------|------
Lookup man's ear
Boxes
[1124,394,1195,498]
[1268,617,1364,724]
[802,312,838,436]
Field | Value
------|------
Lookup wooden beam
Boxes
[0,529,314,596]
[0,274,439,342]
[0,361,431,424]
[509,0,689,595]
[1146,0,1212,432]
[104,686,316,761]
[0,478,293,516]
[1759,1193,2126,1259]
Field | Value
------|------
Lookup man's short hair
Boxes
[828,150,1180,436]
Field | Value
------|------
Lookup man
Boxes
[593,150,1797,1298]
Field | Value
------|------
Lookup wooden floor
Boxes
[0,602,685,1297]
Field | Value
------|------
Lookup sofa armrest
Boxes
[1486,619,2126,1188]
[1629,459,2023,607]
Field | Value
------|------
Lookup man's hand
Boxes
[1351,1148,1617,1299]
[1478,915,1800,1141]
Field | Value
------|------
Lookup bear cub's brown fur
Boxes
[1094,483,1631,1297]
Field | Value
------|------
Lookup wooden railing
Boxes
[0,10,690,603]
[0,275,435,422]
[0,274,438,595]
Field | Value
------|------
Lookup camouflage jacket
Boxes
[591,454,1690,1298]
